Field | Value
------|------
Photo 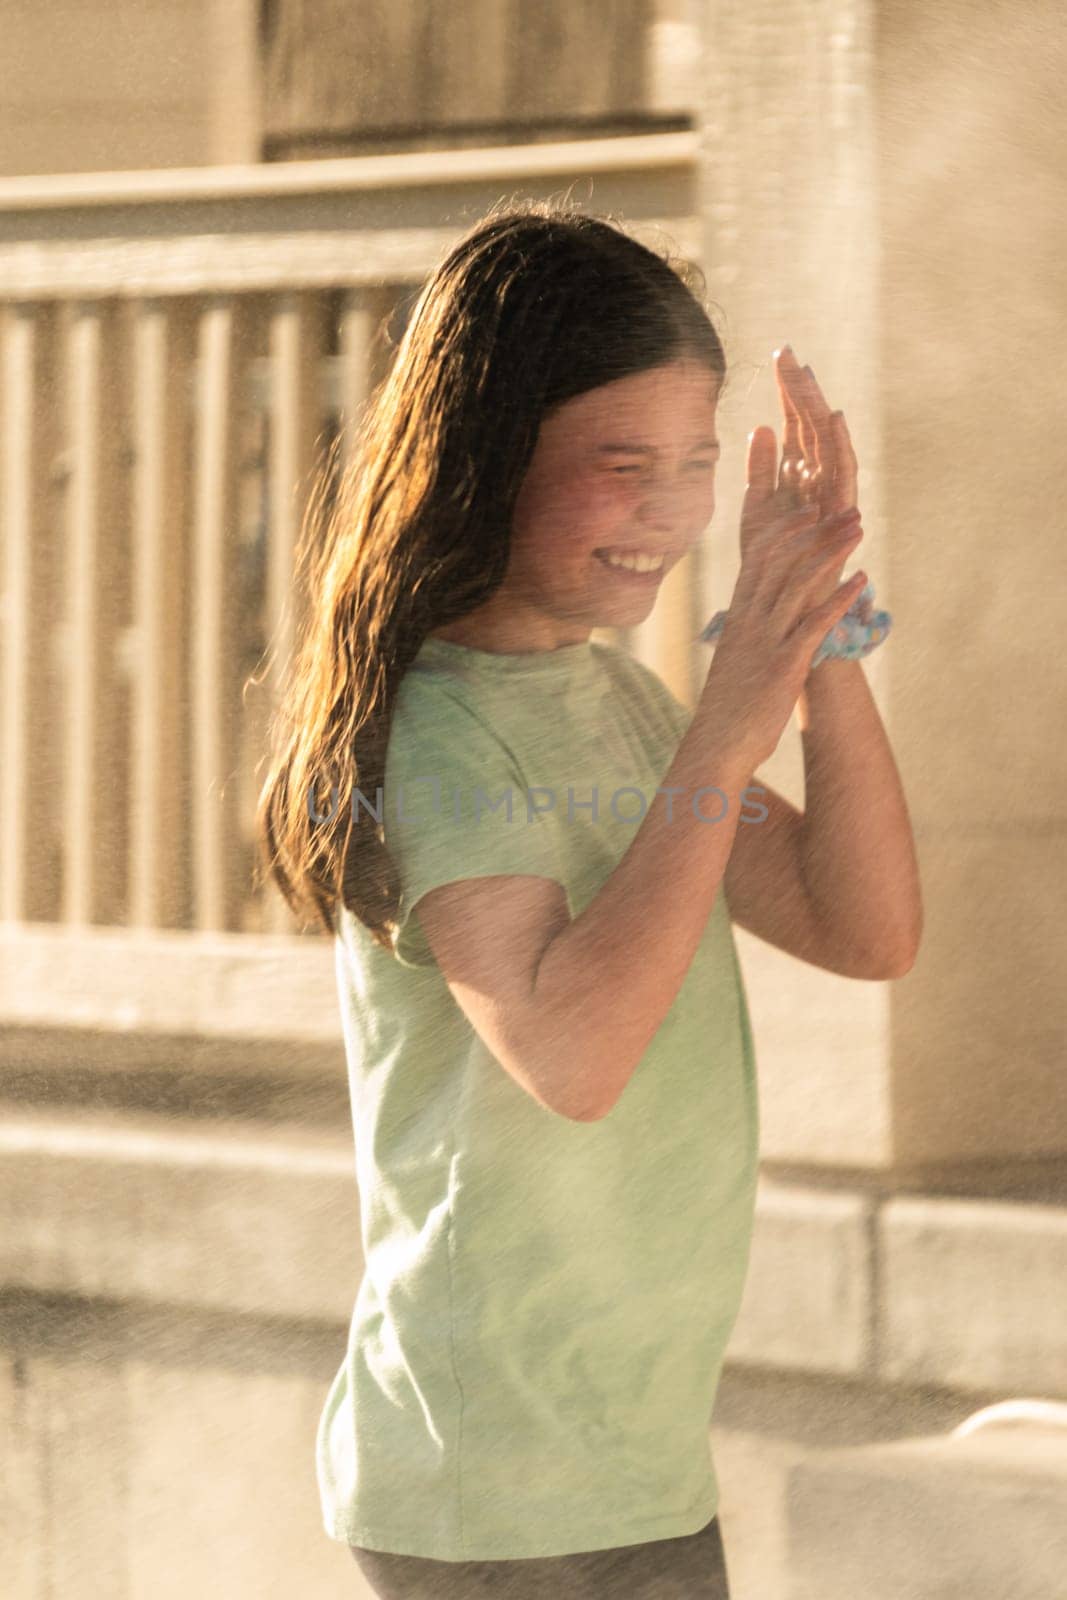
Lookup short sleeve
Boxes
[380,674,565,969]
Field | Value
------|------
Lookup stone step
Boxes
[732,1177,1067,1399]
[0,1104,360,1321]
[3,1104,1065,1401]
[787,1420,1067,1600]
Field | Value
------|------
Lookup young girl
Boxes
[257,201,920,1599]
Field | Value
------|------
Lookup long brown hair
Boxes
[253,198,728,952]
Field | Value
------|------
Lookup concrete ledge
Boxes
[0,130,698,210]
[0,925,340,1042]
[0,1020,347,1082]
[787,1423,1067,1600]
[730,1177,874,1375]
[0,1105,359,1322]
[881,1194,1067,1397]
[3,1103,1066,1408]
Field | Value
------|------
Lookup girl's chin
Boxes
[589,576,659,605]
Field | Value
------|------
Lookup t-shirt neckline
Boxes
[415,633,599,680]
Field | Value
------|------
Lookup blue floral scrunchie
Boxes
[699,581,892,666]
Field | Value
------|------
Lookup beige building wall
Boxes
[0,0,260,176]
[0,0,694,179]
[880,0,1067,1166]
[697,0,1067,1173]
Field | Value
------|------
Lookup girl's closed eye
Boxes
[611,461,717,475]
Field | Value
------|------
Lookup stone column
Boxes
[693,0,1067,1170]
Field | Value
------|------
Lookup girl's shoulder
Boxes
[385,657,525,782]
[391,654,489,724]
[389,659,495,747]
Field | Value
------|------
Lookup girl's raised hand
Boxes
[738,346,865,629]
[696,344,872,772]
[768,346,868,618]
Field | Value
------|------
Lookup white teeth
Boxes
[599,550,664,573]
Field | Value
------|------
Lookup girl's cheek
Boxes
[580,479,618,513]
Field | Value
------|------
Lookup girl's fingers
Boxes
[774,351,862,529]
[774,350,804,498]
[776,348,828,511]
[798,364,841,512]
[786,359,819,480]
[741,426,782,548]
[830,410,860,510]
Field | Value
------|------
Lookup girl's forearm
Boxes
[795,661,923,976]
[530,710,753,1121]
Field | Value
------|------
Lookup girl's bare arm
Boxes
[526,708,752,1119]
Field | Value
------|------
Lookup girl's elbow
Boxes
[879,919,923,979]
[880,946,918,980]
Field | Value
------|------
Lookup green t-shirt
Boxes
[316,633,760,1561]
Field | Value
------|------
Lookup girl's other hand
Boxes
[698,501,866,773]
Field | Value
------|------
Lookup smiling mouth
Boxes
[593,549,666,577]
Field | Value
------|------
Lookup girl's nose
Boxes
[639,480,711,532]
[639,484,683,520]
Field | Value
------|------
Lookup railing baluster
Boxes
[130,297,195,930]
[192,294,247,932]
[64,299,128,926]
[0,302,64,924]
[337,287,393,474]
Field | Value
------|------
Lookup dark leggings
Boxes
[349,1513,731,1598]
